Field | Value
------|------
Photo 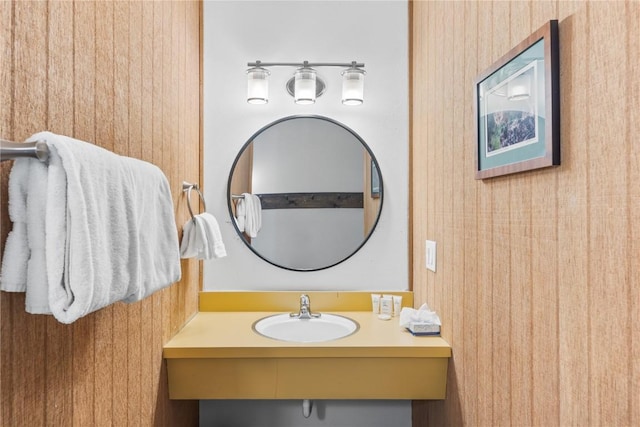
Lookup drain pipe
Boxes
[302,399,313,418]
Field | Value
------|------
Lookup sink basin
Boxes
[253,313,359,343]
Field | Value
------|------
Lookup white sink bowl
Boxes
[253,313,359,343]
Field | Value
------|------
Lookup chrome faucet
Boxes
[290,294,321,319]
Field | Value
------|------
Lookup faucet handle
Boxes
[290,294,320,319]
[300,294,310,314]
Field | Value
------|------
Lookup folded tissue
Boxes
[399,303,441,336]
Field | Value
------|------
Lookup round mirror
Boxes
[227,115,383,271]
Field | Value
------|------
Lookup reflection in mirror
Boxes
[228,115,383,271]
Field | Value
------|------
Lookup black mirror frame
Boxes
[226,114,384,272]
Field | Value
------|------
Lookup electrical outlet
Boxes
[425,240,436,272]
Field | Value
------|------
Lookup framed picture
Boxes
[474,20,560,180]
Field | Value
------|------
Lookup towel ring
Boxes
[182,181,206,220]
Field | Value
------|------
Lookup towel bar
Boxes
[182,181,206,220]
[0,138,49,162]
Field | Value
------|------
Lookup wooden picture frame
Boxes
[474,20,560,180]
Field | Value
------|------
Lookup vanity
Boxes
[163,291,451,400]
[165,115,450,400]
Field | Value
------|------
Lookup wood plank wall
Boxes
[411,1,639,426]
[0,1,201,425]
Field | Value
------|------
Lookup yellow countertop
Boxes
[163,311,451,359]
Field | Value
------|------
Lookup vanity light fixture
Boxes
[246,63,270,104]
[341,63,366,105]
[246,60,365,105]
[293,64,318,105]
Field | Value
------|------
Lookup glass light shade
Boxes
[294,68,317,105]
[341,68,365,105]
[507,74,530,101]
[247,67,270,104]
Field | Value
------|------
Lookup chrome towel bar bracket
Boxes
[182,181,206,220]
[0,138,49,162]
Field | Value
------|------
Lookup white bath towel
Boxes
[0,156,51,314]
[180,213,226,260]
[0,131,181,323]
[24,159,50,313]
[1,159,31,293]
[236,193,262,238]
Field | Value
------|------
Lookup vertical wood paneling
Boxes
[187,2,201,318]
[507,3,533,426]
[475,3,494,426]
[127,3,143,425]
[140,1,155,422]
[409,5,429,422]
[449,3,465,426]
[72,3,96,426]
[587,3,630,425]
[0,2,201,426]
[12,3,47,425]
[1,1,13,422]
[112,2,130,424]
[628,5,640,426]
[461,1,478,424]
[411,1,639,426]
[163,0,177,345]
[432,4,445,319]
[556,1,590,426]
[151,1,167,424]
[46,2,75,425]
[409,0,420,299]
[171,0,183,344]
[440,2,454,347]
[410,0,427,308]
[529,3,561,426]
[0,0,12,307]
[176,0,187,341]
[0,0,11,146]
[489,5,512,427]
[93,1,114,426]
[12,2,48,426]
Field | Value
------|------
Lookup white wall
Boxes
[203,0,409,291]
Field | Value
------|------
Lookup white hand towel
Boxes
[180,218,199,259]
[180,216,210,259]
[179,213,226,260]
[0,131,182,323]
[242,193,262,238]
[235,197,246,232]
[195,216,213,259]
[199,212,227,259]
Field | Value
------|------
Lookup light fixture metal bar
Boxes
[248,61,364,68]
